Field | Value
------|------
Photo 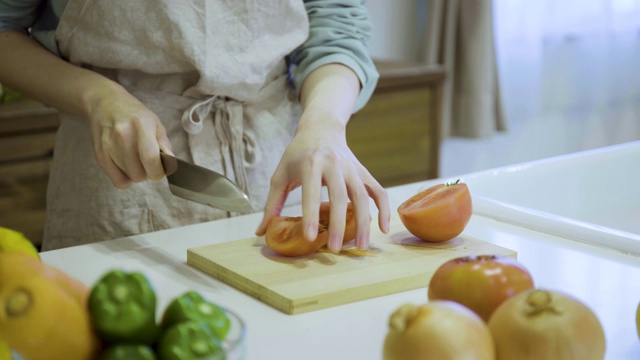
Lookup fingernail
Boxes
[357,236,369,251]
[329,236,341,253]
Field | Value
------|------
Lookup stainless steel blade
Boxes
[160,152,253,213]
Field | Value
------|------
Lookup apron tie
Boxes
[181,96,217,134]
[181,96,259,197]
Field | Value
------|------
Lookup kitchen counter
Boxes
[40,180,640,360]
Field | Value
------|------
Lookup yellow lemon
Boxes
[0,227,39,260]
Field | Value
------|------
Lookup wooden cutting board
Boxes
[187,220,516,315]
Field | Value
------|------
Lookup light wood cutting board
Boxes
[187,220,516,315]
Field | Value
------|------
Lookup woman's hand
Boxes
[85,84,173,188]
[256,108,390,253]
[0,32,172,188]
[256,64,390,253]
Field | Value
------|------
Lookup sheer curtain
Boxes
[494,0,640,124]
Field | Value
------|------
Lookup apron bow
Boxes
[181,96,259,196]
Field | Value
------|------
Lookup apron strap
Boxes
[182,97,256,196]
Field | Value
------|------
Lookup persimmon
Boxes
[428,255,535,321]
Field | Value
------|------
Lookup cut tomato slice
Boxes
[265,202,357,257]
[397,181,472,242]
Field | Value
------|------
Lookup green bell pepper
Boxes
[160,291,230,340]
[88,269,160,345]
[99,344,157,360]
[158,320,226,360]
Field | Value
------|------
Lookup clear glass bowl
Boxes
[221,307,247,360]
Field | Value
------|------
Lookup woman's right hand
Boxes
[0,31,171,188]
[85,84,173,188]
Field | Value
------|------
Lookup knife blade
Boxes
[160,152,253,213]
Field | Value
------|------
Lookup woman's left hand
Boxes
[255,108,390,253]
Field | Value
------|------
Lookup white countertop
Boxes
[40,181,640,360]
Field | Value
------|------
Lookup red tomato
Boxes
[428,255,535,322]
[265,202,357,257]
[397,181,472,242]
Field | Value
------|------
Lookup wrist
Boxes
[295,107,347,136]
[80,77,127,117]
[299,64,360,121]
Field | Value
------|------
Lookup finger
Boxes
[346,170,371,251]
[120,147,146,183]
[361,169,391,234]
[256,172,290,236]
[156,122,174,155]
[301,159,323,242]
[95,150,132,189]
[94,128,132,188]
[325,168,348,253]
[103,124,147,183]
[138,123,164,181]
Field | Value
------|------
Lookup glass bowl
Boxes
[221,307,247,359]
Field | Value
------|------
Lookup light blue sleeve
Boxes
[0,0,42,34]
[289,0,380,113]
[0,0,65,55]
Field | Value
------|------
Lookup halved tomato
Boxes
[264,202,357,257]
[397,180,472,242]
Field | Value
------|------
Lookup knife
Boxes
[160,152,253,213]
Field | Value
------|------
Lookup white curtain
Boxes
[494,0,640,123]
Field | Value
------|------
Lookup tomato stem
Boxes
[445,179,461,187]
[457,255,497,263]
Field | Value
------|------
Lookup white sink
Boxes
[463,141,640,256]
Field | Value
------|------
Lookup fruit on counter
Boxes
[383,301,495,360]
[158,320,226,360]
[488,289,606,360]
[0,227,39,260]
[0,276,100,360]
[428,254,534,322]
[99,344,157,360]
[88,269,160,345]
[0,252,90,308]
[0,341,9,360]
[637,301,640,340]
[265,202,359,256]
[0,252,98,359]
[397,180,472,242]
[161,291,231,340]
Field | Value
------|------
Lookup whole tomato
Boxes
[265,202,358,257]
[397,180,472,242]
[428,255,535,322]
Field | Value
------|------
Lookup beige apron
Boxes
[43,1,309,251]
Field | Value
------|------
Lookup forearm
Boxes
[0,31,122,116]
[298,63,360,130]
